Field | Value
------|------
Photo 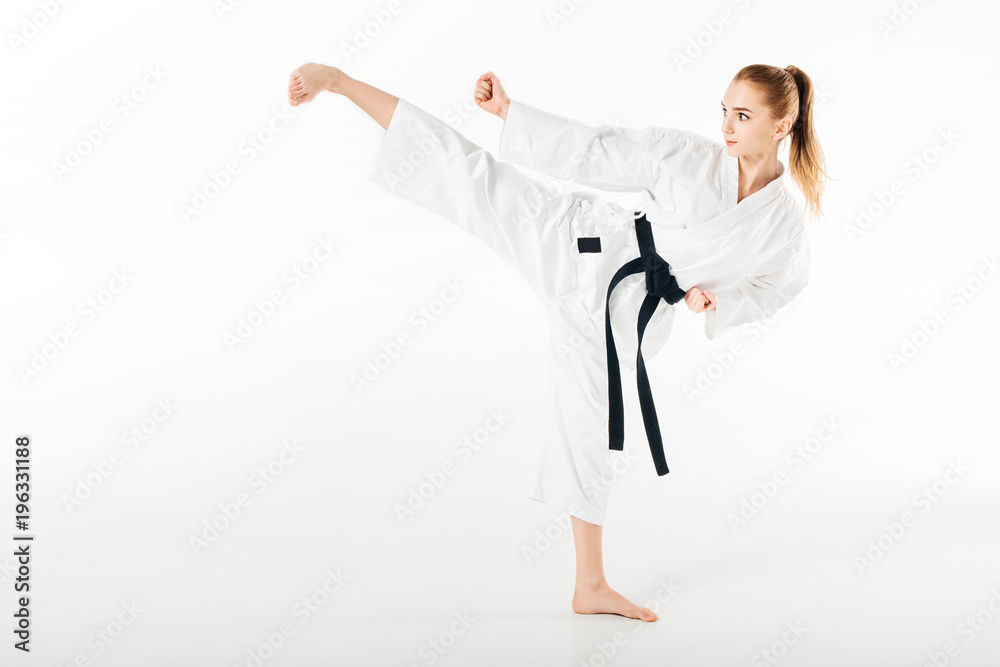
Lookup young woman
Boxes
[287,62,826,623]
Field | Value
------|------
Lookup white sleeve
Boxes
[497,98,698,193]
[703,229,812,341]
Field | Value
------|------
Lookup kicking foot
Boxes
[572,582,658,622]
[288,63,343,106]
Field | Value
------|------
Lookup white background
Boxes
[2,0,998,665]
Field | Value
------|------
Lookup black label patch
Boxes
[577,237,602,253]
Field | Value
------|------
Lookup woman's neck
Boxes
[737,153,779,203]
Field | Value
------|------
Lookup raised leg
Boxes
[289,63,399,131]
[289,62,584,306]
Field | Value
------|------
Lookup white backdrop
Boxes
[2,0,998,665]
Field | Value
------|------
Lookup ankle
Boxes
[574,578,608,591]
[326,67,346,94]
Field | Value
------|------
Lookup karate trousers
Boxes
[368,98,648,526]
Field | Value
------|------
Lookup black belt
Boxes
[602,211,686,476]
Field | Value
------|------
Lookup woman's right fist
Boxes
[474,71,511,119]
[684,287,717,313]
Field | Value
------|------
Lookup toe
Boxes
[637,606,657,621]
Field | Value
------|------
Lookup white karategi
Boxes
[368,97,811,526]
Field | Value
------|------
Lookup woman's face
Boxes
[720,80,793,157]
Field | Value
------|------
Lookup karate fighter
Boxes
[287,62,826,622]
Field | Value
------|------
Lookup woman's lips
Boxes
[725,140,736,145]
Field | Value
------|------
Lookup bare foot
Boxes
[288,63,343,107]
[572,582,658,622]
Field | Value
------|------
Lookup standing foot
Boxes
[288,62,344,106]
[572,581,658,622]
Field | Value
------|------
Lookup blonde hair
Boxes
[733,64,829,221]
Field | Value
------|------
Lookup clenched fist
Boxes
[684,287,717,313]
[474,71,511,119]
